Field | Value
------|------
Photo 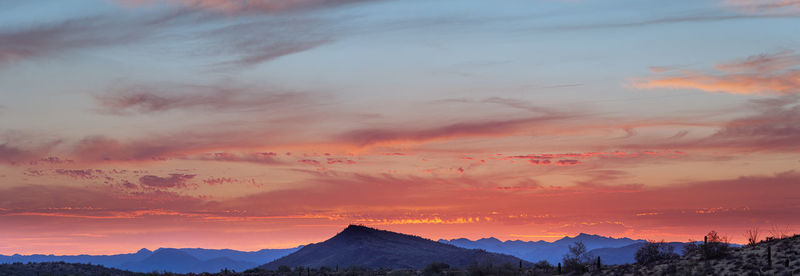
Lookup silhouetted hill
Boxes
[0,262,137,276]
[440,233,642,264]
[262,225,532,269]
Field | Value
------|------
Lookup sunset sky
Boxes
[1,0,800,255]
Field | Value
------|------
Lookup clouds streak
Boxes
[95,82,310,114]
[636,51,800,95]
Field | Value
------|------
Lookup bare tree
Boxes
[562,241,593,273]
[745,227,760,246]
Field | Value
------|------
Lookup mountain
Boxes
[119,248,257,273]
[178,248,298,264]
[262,225,532,269]
[588,242,687,265]
[0,246,300,274]
[440,233,643,264]
[120,248,201,273]
[0,248,153,268]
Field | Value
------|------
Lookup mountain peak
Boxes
[136,248,152,254]
[337,224,384,237]
[476,237,502,243]
[342,224,377,232]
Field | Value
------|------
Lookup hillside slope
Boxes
[601,235,800,275]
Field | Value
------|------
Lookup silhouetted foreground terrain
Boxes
[598,234,800,275]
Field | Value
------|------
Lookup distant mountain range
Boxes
[0,247,300,273]
[440,233,648,264]
[1,226,695,272]
[262,225,531,269]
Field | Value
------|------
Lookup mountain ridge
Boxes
[439,233,644,264]
[0,246,300,273]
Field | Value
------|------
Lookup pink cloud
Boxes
[336,116,568,147]
[555,159,581,166]
[33,157,75,165]
[298,159,321,166]
[202,177,237,186]
[326,158,356,165]
[139,174,196,189]
[54,169,100,179]
[187,152,283,165]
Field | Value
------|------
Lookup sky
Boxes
[1,0,799,255]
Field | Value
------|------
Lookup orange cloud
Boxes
[635,51,800,95]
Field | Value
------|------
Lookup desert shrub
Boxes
[422,262,450,275]
[635,240,679,265]
[705,230,731,259]
[664,263,678,274]
[388,270,416,276]
[277,265,292,273]
[745,227,760,246]
[562,241,593,273]
[466,262,517,276]
[684,230,731,259]
[533,260,552,270]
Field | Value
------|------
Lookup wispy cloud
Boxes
[0,16,150,68]
[139,173,196,189]
[185,152,284,165]
[122,0,375,15]
[635,51,800,95]
[95,82,310,115]
[336,115,571,147]
[701,95,800,151]
[0,4,347,70]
